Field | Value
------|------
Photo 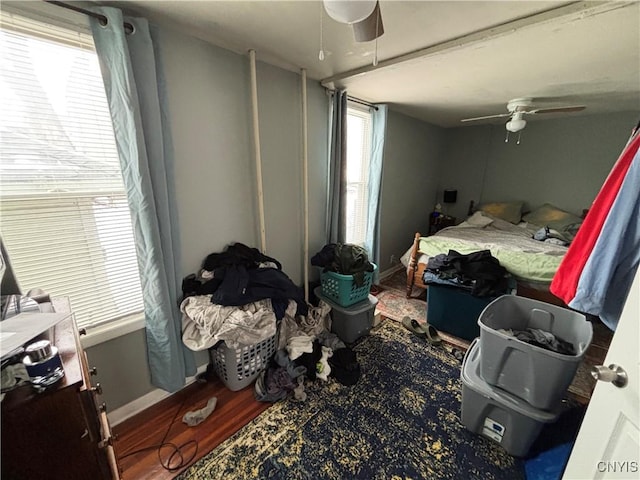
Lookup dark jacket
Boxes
[425,249,509,297]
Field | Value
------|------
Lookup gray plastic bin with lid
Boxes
[314,286,377,343]
[478,295,592,410]
[461,339,559,457]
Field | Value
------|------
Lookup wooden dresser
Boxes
[1,308,120,479]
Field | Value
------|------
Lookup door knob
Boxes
[591,364,628,388]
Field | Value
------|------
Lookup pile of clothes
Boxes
[311,243,374,286]
[180,243,307,351]
[498,328,576,355]
[255,327,361,403]
[532,226,570,246]
[179,242,362,403]
[422,249,512,297]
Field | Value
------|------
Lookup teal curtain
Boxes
[327,90,348,244]
[90,7,195,392]
[364,105,388,283]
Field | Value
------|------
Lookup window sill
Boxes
[80,313,146,349]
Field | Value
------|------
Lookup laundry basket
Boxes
[320,264,377,307]
[209,334,276,391]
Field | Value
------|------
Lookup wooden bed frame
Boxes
[405,231,565,306]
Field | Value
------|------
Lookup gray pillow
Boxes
[478,201,524,224]
[522,203,583,231]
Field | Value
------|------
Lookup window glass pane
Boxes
[345,105,372,246]
[0,20,144,329]
[346,114,365,182]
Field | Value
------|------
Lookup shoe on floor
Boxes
[424,324,442,346]
[402,316,442,346]
[402,316,427,336]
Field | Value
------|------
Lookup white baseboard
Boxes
[108,363,209,427]
[378,264,404,281]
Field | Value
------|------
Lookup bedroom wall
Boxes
[433,125,493,221]
[85,26,329,412]
[439,111,638,220]
[379,110,446,273]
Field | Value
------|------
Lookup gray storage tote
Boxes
[478,295,592,410]
[461,340,559,457]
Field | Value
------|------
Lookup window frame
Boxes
[0,7,146,345]
[345,102,374,247]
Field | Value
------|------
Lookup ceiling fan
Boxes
[323,0,384,42]
[461,98,586,142]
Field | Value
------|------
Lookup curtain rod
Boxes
[44,1,134,34]
[348,96,379,111]
[326,88,378,111]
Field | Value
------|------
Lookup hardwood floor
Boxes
[112,375,270,480]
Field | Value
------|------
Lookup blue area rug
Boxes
[177,320,523,479]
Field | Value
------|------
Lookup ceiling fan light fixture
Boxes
[323,0,377,24]
[352,2,384,42]
[506,117,527,133]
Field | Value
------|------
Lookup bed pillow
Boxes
[465,211,494,227]
[478,201,524,224]
[522,203,583,230]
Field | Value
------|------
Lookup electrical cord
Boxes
[118,395,199,472]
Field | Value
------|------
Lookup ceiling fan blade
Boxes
[461,113,512,122]
[528,105,586,114]
[352,2,384,42]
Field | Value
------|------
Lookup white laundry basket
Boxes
[209,334,276,391]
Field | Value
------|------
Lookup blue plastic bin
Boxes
[426,284,498,341]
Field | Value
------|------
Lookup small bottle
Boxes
[23,340,65,391]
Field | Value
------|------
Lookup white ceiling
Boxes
[109,1,640,127]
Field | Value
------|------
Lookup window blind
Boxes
[0,17,144,329]
[345,105,373,246]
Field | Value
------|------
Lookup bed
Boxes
[402,202,586,305]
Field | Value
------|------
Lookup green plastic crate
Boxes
[320,263,377,307]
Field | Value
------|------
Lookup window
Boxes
[345,103,373,246]
[0,13,144,330]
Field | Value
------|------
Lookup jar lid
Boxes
[25,340,52,362]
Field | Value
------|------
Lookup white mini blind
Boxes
[0,16,144,329]
[345,104,373,246]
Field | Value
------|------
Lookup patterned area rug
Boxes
[176,320,523,480]
[375,268,428,323]
[374,288,427,323]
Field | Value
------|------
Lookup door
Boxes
[563,269,640,479]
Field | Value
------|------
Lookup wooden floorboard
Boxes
[113,376,270,480]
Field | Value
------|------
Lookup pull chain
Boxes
[373,8,379,66]
[505,130,509,143]
[517,131,522,145]
[319,2,325,61]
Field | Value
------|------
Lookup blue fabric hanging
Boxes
[90,7,195,392]
[364,105,387,283]
[327,90,348,244]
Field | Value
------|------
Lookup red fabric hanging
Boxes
[550,133,640,303]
